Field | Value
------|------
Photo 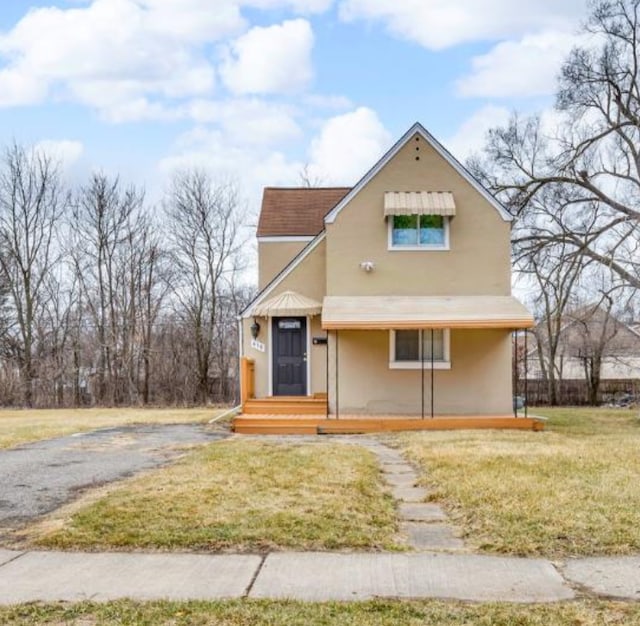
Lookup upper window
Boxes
[389,329,451,369]
[389,214,449,250]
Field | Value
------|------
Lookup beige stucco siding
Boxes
[328,328,513,415]
[325,133,511,296]
[243,239,327,397]
[258,240,309,290]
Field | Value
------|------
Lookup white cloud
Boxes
[0,68,46,107]
[457,31,581,98]
[0,0,244,118]
[338,0,585,50]
[247,0,334,12]
[159,128,302,208]
[187,99,302,145]
[35,139,85,168]
[303,94,353,110]
[220,19,314,95]
[159,106,390,211]
[445,105,511,161]
[307,107,391,184]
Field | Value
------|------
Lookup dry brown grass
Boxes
[29,439,398,552]
[0,407,225,449]
[396,407,640,558]
[2,598,640,626]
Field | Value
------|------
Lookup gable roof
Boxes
[241,232,326,317]
[243,121,513,318]
[257,187,351,237]
[324,122,513,224]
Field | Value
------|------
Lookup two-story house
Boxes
[235,122,539,434]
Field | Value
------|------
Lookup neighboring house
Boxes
[238,122,534,424]
[527,304,640,403]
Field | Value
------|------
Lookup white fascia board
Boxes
[257,235,315,243]
[324,122,513,225]
[240,232,326,319]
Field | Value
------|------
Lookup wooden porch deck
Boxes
[232,414,545,435]
[237,358,544,434]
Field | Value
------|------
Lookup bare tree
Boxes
[0,143,65,406]
[70,174,148,405]
[564,273,638,405]
[164,171,244,404]
[36,268,77,406]
[135,223,172,405]
[298,163,325,188]
[471,0,640,291]
[525,241,586,404]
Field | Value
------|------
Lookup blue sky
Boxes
[0,0,588,214]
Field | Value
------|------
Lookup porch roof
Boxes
[321,295,534,330]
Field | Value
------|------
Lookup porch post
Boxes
[513,329,518,418]
[430,328,434,419]
[421,329,425,420]
[335,329,340,420]
[325,330,329,419]
[524,329,529,419]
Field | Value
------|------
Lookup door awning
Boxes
[251,290,322,317]
[384,191,456,217]
[322,295,534,330]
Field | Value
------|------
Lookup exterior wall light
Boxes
[250,319,261,339]
[359,261,375,272]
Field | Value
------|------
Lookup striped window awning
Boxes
[383,191,456,216]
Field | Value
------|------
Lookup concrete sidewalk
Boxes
[1,548,638,604]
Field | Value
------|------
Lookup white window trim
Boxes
[387,215,450,251]
[389,329,451,370]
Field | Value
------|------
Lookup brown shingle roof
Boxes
[257,187,351,237]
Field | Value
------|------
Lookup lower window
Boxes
[389,329,451,369]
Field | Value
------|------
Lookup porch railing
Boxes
[240,357,255,410]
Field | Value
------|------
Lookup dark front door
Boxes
[273,317,307,396]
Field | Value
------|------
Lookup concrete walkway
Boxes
[1,548,639,603]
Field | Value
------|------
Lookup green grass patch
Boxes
[30,440,398,552]
[396,407,640,558]
[0,407,226,449]
[2,599,640,626]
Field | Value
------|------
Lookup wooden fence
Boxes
[522,378,640,406]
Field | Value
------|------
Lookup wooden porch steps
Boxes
[233,419,320,435]
[242,396,328,415]
[232,415,545,435]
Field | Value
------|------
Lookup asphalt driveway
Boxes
[0,424,228,529]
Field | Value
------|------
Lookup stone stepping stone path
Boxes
[359,439,466,552]
[236,434,466,552]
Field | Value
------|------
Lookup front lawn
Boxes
[397,407,640,557]
[3,599,640,626]
[26,439,398,552]
[0,407,225,449]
